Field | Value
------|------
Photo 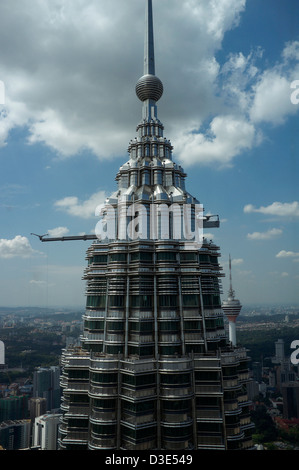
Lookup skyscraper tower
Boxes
[0,340,4,368]
[222,256,242,346]
[58,0,254,450]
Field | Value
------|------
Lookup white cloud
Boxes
[0,0,297,170]
[47,226,69,237]
[249,71,297,125]
[248,40,299,125]
[175,115,256,167]
[276,250,299,259]
[0,235,42,259]
[244,201,299,217]
[54,190,107,219]
[247,228,283,240]
[232,258,243,265]
[29,280,47,286]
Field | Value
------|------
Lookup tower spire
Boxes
[228,254,235,298]
[222,255,242,346]
[144,0,155,75]
[136,0,163,120]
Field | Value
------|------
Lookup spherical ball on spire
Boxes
[136,74,163,102]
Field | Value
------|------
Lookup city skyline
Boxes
[0,0,298,308]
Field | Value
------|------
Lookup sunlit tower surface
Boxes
[222,256,242,346]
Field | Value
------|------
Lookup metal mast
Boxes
[136,0,163,120]
[144,0,155,76]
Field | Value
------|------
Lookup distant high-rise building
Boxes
[275,339,285,363]
[0,341,4,368]
[282,382,299,419]
[33,413,61,450]
[58,0,254,451]
[33,366,61,412]
[0,420,31,450]
[222,255,242,346]
[29,397,47,423]
[0,395,29,422]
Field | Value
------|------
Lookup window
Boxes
[109,253,127,262]
[202,294,221,307]
[130,251,153,262]
[92,423,116,437]
[159,321,180,332]
[180,252,197,261]
[195,371,220,381]
[93,398,116,410]
[128,345,154,357]
[92,255,107,264]
[184,320,201,331]
[197,422,222,434]
[162,424,192,439]
[121,425,156,443]
[68,369,89,379]
[162,400,191,412]
[157,251,177,262]
[159,345,181,356]
[84,320,104,331]
[90,372,118,384]
[68,418,89,429]
[131,295,152,308]
[122,400,155,414]
[160,373,191,385]
[106,345,124,354]
[182,294,199,307]
[109,295,124,307]
[86,295,106,308]
[186,344,204,354]
[159,295,177,307]
[107,321,124,331]
[130,321,153,332]
[122,373,156,388]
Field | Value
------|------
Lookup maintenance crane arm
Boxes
[31,216,219,243]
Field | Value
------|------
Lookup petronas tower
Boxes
[58,0,254,451]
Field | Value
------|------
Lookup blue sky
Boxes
[0,0,298,308]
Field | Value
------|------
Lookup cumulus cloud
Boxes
[54,190,107,219]
[0,0,297,169]
[232,258,243,265]
[244,201,299,217]
[247,228,283,240]
[175,115,256,167]
[0,235,42,259]
[47,226,70,237]
[29,280,47,286]
[276,250,299,259]
[250,40,299,125]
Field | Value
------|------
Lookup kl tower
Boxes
[222,255,242,346]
